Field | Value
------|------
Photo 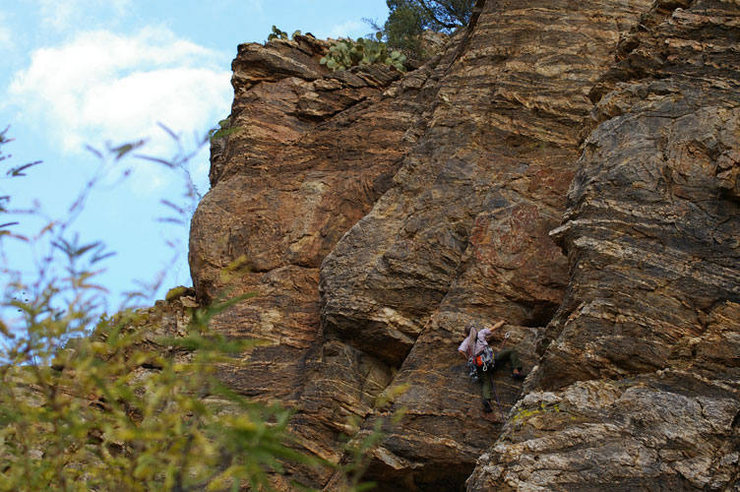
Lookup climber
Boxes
[458,319,525,413]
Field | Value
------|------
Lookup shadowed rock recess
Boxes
[188,0,739,489]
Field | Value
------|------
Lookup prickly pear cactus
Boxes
[320,37,406,72]
[267,25,288,41]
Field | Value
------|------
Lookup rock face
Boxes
[190,34,423,408]
[467,0,740,489]
[188,0,739,489]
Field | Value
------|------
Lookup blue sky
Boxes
[0,0,389,316]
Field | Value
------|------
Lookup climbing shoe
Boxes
[482,399,493,413]
[512,368,526,380]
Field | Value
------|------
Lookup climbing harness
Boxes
[477,345,495,371]
[466,357,479,382]
[466,327,495,382]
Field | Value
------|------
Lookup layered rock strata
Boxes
[189,35,430,408]
[188,34,454,487]
[187,0,739,489]
[467,0,740,489]
[316,0,655,488]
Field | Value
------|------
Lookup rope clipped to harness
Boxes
[478,345,495,371]
[465,326,496,381]
[467,327,511,419]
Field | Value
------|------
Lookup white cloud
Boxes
[327,20,366,40]
[8,27,232,157]
[0,13,13,51]
[37,0,132,31]
[7,27,231,196]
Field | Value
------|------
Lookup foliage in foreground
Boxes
[0,131,388,491]
[0,126,41,233]
[1,299,311,491]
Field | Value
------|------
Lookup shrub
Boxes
[382,0,474,59]
[320,35,407,72]
[0,130,389,491]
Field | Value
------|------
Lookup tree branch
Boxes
[417,0,460,29]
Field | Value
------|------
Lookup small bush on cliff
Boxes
[378,0,474,59]
[208,117,241,142]
[320,35,407,72]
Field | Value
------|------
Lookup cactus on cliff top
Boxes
[320,35,407,72]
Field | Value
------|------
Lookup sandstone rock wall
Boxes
[187,0,738,489]
[189,34,428,407]
[468,0,740,489]
[318,0,659,488]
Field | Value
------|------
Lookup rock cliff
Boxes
[188,0,739,489]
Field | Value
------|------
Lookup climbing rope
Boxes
[489,331,512,421]
[488,370,505,420]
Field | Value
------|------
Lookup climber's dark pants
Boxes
[495,349,522,372]
[476,349,522,400]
